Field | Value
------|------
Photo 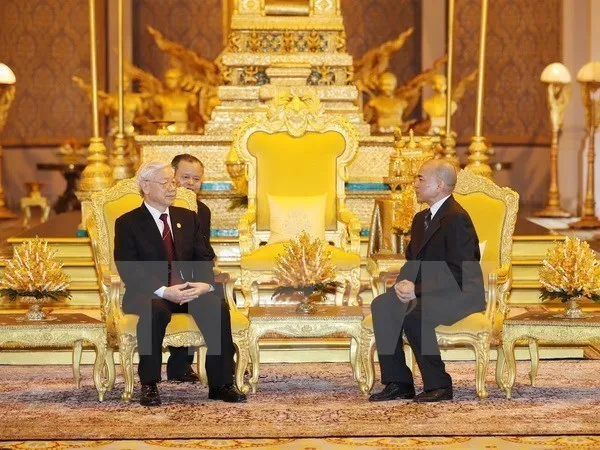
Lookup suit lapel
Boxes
[138,203,167,260]
[415,196,454,257]
[170,207,185,261]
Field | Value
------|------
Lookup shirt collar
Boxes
[144,201,169,221]
[429,195,451,219]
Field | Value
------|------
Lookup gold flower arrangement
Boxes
[272,231,340,300]
[539,236,600,303]
[0,237,71,302]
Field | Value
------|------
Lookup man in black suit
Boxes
[171,154,218,382]
[114,160,246,406]
[369,159,485,403]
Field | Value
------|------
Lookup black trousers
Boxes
[126,292,234,386]
[371,291,452,391]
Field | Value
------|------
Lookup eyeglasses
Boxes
[148,178,177,189]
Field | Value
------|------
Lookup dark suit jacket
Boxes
[396,196,485,325]
[197,200,216,260]
[114,203,215,313]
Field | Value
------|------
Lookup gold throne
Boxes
[359,169,519,399]
[232,89,362,306]
[87,178,250,400]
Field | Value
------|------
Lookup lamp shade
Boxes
[576,61,600,83]
[0,63,16,84]
[540,63,571,84]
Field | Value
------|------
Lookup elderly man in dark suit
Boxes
[114,160,246,406]
[369,159,485,403]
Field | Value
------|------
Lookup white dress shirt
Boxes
[428,195,451,219]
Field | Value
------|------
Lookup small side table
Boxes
[37,163,86,213]
[248,305,364,393]
[501,310,600,399]
[0,313,114,401]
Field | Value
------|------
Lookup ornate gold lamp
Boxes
[466,0,492,179]
[77,0,114,229]
[534,63,572,218]
[0,63,18,219]
[570,61,600,229]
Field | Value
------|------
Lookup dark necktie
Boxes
[159,213,183,286]
[424,210,432,233]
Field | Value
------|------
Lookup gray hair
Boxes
[136,160,170,188]
[424,159,457,192]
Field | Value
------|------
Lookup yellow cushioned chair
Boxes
[88,178,250,401]
[358,169,519,399]
[232,89,362,306]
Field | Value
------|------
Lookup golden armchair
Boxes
[232,89,362,306]
[359,169,519,399]
[87,178,250,401]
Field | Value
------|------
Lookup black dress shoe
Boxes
[168,366,199,383]
[140,383,161,406]
[369,382,416,402]
[413,386,453,403]
[208,384,247,403]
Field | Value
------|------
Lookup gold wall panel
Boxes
[0,0,107,147]
[453,0,561,144]
[342,0,421,88]
[132,0,224,79]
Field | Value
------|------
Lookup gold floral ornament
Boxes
[539,236,600,304]
[0,237,71,320]
[272,231,341,312]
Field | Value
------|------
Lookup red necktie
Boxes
[159,213,183,286]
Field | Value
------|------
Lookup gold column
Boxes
[466,0,492,178]
[534,63,572,218]
[111,0,133,181]
[0,63,17,219]
[441,0,459,168]
[570,61,600,229]
[77,0,114,228]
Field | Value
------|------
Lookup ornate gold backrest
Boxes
[232,88,358,243]
[234,0,341,17]
[453,170,519,313]
[88,178,198,272]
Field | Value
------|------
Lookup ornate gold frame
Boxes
[359,169,519,399]
[88,178,250,400]
[231,88,362,306]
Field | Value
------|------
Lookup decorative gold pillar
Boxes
[441,0,459,168]
[534,63,572,218]
[570,61,600,229]
[111,0,133,181]
[77,0,114,229]
[466,0,492,179]
[0,63,17,219]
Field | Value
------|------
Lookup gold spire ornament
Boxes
[0,63,18,219]
[0,237,71,321]
[77,0,114,229]
[534,63,572,218]
[570,61,600,229]
[466,0,492,179]
[111,0,134,181]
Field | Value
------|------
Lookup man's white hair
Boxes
[136,160,170,188]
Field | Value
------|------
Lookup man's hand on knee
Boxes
[163,283,199,304]
[394,280,416,303]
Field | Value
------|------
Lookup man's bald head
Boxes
[414,159,458,205]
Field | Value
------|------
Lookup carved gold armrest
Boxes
[338,208,361,254]
[238,208,257,256]
[214,268,238,311]
[99,264,124,323]
[485,264,511,320]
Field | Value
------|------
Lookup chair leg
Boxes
[72,340,83,388]
[358,326,376,395]
[495,345,506,389]
[105,347,116,390]
[473,337,490,399]
[197,346,208,386]
[233,333,251,394]
[350,337,358,381]
[120,337,136,402]
[528,338,539,386]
